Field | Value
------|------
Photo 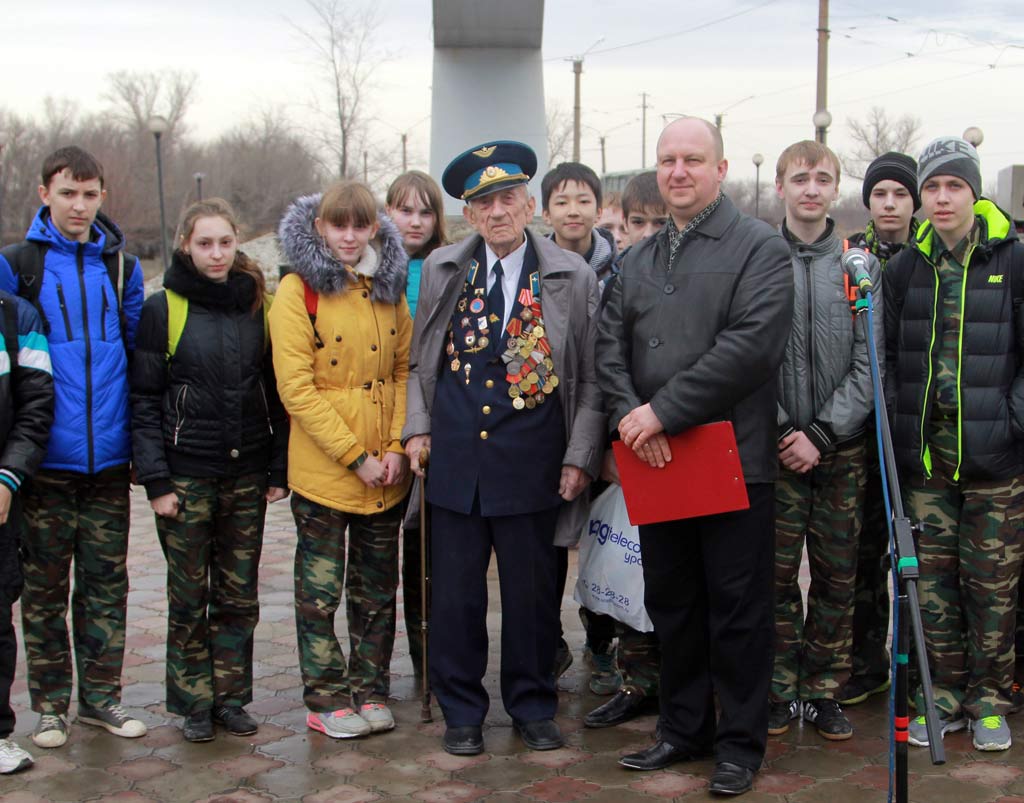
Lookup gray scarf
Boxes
[667,192,723,268]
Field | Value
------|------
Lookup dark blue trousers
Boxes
[429,501,560,727]
[639,483,775,771]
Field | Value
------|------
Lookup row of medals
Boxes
[447,277,559,411]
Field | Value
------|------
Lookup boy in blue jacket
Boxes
[0,146,145,748]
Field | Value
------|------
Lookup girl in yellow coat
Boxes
[271,181,411,739]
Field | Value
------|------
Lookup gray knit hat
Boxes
[918,136,982,200]
[862,151,920,211]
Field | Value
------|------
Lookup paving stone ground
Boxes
[4,491,1023,802]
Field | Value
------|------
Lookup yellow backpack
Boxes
[165,289,273,360]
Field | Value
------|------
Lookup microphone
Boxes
[842,248,873,295]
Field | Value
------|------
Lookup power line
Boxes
[544,0,779,62]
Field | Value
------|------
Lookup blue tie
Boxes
[487,261,505,348]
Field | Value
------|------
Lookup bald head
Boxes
[657,117,724,162]
[655,117,728,226]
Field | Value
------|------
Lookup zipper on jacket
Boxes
[258,379,274,435]
[918,263,941,479]
[100,287,109,342]
[803,256,816,425]
[173,385,189,446]
[76,245,96,474]
[951,242,978,482]
[55,283,74,341]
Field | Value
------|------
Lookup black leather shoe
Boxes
[709,762,755,796]
[443,725,484,755]
[513,719,563,750]
[619,740,693,770]
[183,711,214,743]
[213,705,258,736]
[584,688,651,728]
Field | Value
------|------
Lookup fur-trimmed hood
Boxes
[277,193,408,304]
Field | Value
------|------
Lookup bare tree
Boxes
[843,106,922,180]
[289,0,383,179]
[546,103,573,169]
[103,70,197,138]
[203,108,325,234]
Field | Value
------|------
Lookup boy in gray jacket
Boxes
[768,140,883,741]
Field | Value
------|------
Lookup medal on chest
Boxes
[501,272,558,410]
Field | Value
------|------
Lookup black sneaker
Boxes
[1010,682,1024,715]
[837,674,890,706]
[212,705,258,736]
[183,710,214,743]
[767,699,799,736]
[802,698,853,741]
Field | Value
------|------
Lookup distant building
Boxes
[996,165,1024,236]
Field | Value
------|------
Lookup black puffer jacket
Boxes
[131,253,288,499]
[885,200,1024,481]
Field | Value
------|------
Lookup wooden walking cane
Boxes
[418,447,433,723]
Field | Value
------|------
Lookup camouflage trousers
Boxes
[1016,579,1024,681]
[291,493,400,712]
[578,607,660,695]
[849,432,892,682]
[154,474,267,716]
[906,443,1024,719]
[617,625,660,696]
[772,440,866,701]
[20,466,130,714]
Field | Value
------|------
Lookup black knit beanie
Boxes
[862,151,920,211]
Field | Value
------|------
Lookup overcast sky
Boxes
[5,0,1024,192]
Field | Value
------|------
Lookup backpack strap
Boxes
[841,238,859,318]
[0,242,50,335]
[165,289,188,360]
[0,295,19,375]
[102,250,131,348]
[302,280,324,349]
[262,292,274,352]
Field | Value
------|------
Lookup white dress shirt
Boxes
[484,237,528,332]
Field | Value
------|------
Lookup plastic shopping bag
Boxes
[573,484,654,632]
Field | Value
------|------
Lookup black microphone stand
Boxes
[853,285,945,803]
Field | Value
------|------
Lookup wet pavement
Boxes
[5,491,1024,802]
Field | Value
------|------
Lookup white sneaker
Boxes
[306,708,371,739]
[77,704,147,738]
[0,738,33,773]
[360,702,395,733]
[31,713,69,748]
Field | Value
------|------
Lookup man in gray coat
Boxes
[403,141,604,757]
[598,118,793,795]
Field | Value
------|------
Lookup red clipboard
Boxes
[612,421,749,526]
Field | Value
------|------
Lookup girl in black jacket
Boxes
[130,199,288,743]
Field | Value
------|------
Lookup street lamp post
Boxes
[752,153,764,219]
[193,172,205,201]
[147,115,170,269]
[813,109,832,145]
[963,126,984,148]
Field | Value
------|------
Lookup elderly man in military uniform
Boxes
[403,141,604,756]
